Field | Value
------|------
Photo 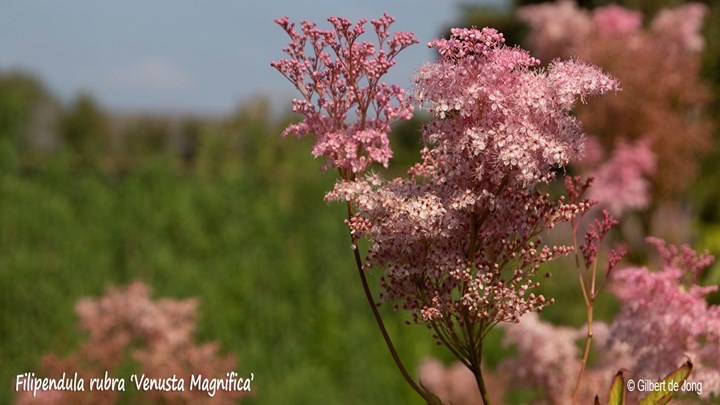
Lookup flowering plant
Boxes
[273,14,617,404]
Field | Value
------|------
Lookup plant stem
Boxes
[571,220,597,404]
[471,350,491,405]
[345,202,440,404]
[573,301,594,404]
[475,369,490,405]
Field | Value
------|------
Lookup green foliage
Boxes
[59,93,109,168]
[0,106,445,404]
[386,115,426,177]
[701,3,720,91]
[607,370,626,405]
[0,71,51,146]
[121,117,170,159]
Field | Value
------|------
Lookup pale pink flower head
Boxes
[272,14,418,174]
[652,3,708,52]
[520,2,713,200]
[588,138,656,216]
[518,0,592,61]
[19,281,246,405]
[414,27,618,186]
[592,4,642,36]
[418,358,484,405]
[645,236,714,283]
[500,312,580,403]
[611,239,719,397]
[500,313,637,404]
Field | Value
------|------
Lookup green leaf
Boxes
[607,369,626,405]
[638,360,693,405]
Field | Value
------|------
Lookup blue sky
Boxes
[0,0,506,115]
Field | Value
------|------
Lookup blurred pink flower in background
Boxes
[16,281,246,405]
[418,358,509,405]
[652,3,708,52]
[592,4,642,36]
[519,1,713,201]
[517,0,592,62]
[611,238,719,397]
[496,238,719,402]
[588,139,656,216]
[418,358,484,405]
[500,312,581,404]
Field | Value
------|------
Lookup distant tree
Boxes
[0,71,52,145]
[117,117,173,171]
[60,93,109,168]
[178,118,202,168]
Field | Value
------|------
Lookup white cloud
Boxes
[107,58,193,92]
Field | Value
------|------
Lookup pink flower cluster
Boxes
[497,237,719,402]
[329,175,581,326]
[652,3,708,52]
[327,28,616,354]
[418,358,485,405]
[413,27,617,185]
[501,313,581,403]
[588,139,656,216]
[519,1,712,199]
[500,313,636,404]
[610,238,719,397]
[272,14,417,174]
[592,4,642,36]
[579,207,624,271]
[520,1,707,54]
[16,281,244,405]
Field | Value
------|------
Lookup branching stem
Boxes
[470,344,491,405]
[572,219,599,404]
[345,201,441,404]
